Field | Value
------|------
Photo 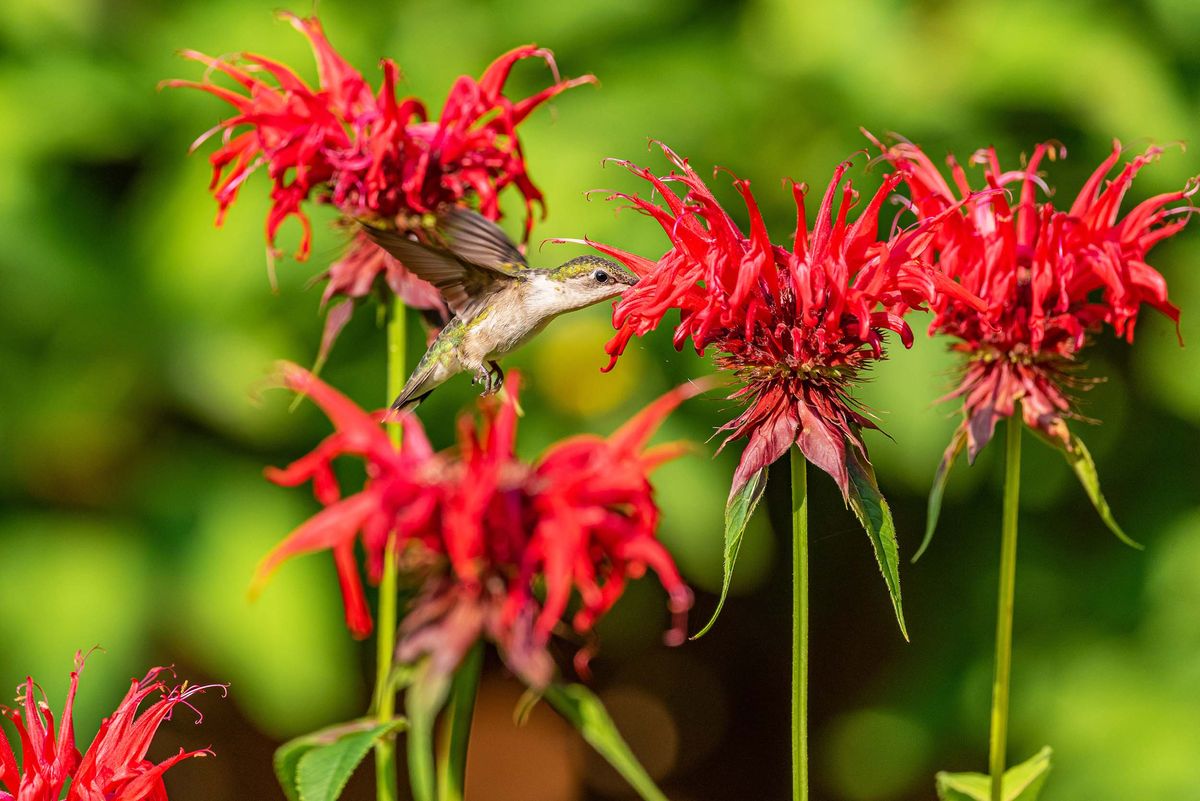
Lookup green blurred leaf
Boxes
[936,747,1052,801]
[276,719,405,801]
[274,718,405,801]
[692,467,767,639]
[846,449,908,640]
[916,428,966,563]
[544,683,670,801]
[1062,432,1143,550]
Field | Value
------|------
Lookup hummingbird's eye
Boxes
[593,269,610,284]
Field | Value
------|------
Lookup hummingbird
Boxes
[363,208,638,409]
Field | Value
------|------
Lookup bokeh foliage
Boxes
[1,1,1198,799]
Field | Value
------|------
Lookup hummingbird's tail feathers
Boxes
[390,388,433,412]
[438,208,528,271]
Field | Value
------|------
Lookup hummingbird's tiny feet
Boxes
[487,360,505,393]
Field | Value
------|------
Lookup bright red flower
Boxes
[0,655,220,801]
[260,365,698,687]
[166,13,594,353]
[873,137,1195,461]
[569,143,980,502]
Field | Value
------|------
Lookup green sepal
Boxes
[692,467,768,639]
[915,428,967,562]
[935,746,1052,801]
[544,683,670,801]
[846,448,908,640]
[1061,432,1142,550]
[273,717,406,801]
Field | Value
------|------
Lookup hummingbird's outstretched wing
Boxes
[362,209,527,320]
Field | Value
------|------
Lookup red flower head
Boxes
[0,655,221,801]
[564,143,987,636]
[871,135,1194,553]
[166,13,595,354]
[260,366,698,688]
[255,362,438,639]
[873,137,1194,463]
[574,144,980,500]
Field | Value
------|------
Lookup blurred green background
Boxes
[2,1,1199,799]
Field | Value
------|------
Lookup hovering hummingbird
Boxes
[363,209,638,409]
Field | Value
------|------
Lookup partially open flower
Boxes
[0,654,221,801]
[260,365,698,688]
[166,13,594,355]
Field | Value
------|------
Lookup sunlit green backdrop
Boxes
[2,1,1199,800]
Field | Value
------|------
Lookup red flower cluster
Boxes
[874,137,1194,460]
[573,144,981,499]
[0,656,220,801]
[257,364,697,688]
[167,13,593,349]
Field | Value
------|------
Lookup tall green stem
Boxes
[791,447,809,801]
[373,295,407,801]
[988,418,1022,801]
[436,643,484,801]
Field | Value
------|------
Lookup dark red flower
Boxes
[260,365,698,687]
[570,143,980,501]
[166,13,594,354]
[0,655,220,801]
[873,137,1195,461]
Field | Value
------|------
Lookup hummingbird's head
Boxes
[545,255,639,310]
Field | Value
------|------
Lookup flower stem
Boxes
[791,447,808,801]
[373,295,407,801]
[436,642,484,801]
[988,418,1022,801]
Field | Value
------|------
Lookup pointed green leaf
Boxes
[1062,433,1142,549]
[845,450,908,639]
[915,429,966,563]
[273,718,406,801]
[935,747,1053,801]
[692,467,768,639]
[545,683,670,801]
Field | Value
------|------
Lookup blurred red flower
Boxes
[258,365,698,688]
[166,13,594,353]
[0,655,221,801]
[571,143,978,501]
[873,137,1194,461]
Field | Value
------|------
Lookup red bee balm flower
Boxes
[258,365,697,688]
[0,656,221,801]
[166,13,594,353]
[873,137,1194,550]
[567,144,984,634]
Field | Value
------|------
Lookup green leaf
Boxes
[936,747,1053,801]
[1062,432,1143,550]
[273,718,406,801]
[545,683,670,801]
[915,429,966,563]
[692,467,768,639]
[845,449,908,640]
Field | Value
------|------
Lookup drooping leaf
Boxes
[1062,432,1142,549]
[544,683,670,801]
[915,428,966,563]
[845,448,908,640]
[935,747,1053,801]
[273,718,405,801]
[692,466,768,639]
